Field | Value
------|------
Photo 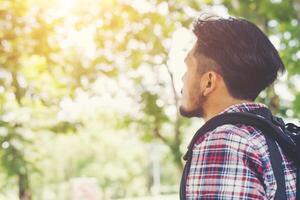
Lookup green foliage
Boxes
[141,91,169,124]
[293,93,300,117]
[30,125,150,199]
[0,121,33,177]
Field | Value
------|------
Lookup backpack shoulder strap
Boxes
[264,130,287,200]
[249,108,288,200]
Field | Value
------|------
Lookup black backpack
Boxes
[180,107,300,200]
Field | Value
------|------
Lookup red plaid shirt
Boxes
[186,103,297,199]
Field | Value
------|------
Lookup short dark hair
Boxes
[192,16,285,101]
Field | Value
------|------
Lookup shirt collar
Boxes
[219,102,267,115]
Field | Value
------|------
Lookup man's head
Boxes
[180,16,285,118]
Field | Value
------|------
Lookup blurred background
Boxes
[0,0,300,199]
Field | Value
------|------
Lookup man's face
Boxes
[180,44,206,118]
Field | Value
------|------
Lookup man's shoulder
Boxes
[194,123,266,152]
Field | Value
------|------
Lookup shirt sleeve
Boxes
[186,124,266,200]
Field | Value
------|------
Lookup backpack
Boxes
[180,107,300,200]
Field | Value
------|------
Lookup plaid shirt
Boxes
[186,103,297,200]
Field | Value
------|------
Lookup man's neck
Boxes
[203,98,253,122]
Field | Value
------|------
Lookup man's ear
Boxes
[201,71,218,97]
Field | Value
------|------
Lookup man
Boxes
[179,17,297,199]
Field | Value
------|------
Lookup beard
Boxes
[179,105,204,118]
[179,95,205,118]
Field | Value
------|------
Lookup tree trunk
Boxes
[170,140,184,171]
[18,173,31,200]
